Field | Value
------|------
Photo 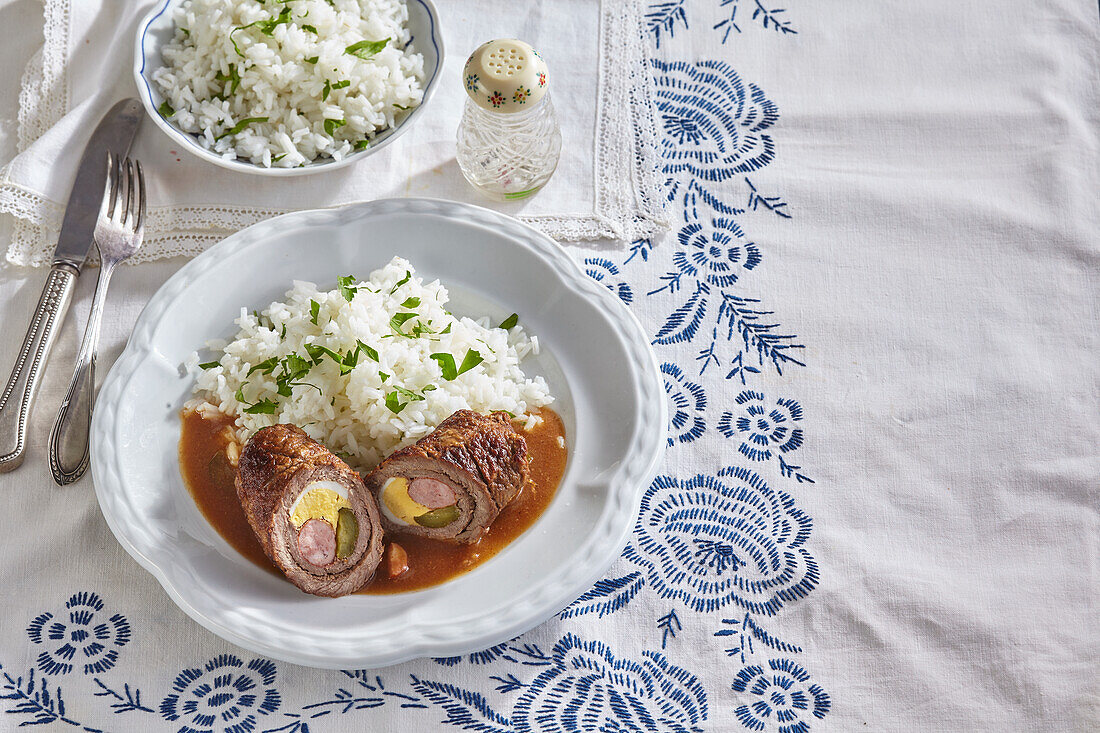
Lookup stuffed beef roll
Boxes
[365,410,530,544]
[236,424,384,597]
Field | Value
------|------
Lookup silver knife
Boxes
[0,98,143,473]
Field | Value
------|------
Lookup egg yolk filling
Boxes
[290,481,351,529]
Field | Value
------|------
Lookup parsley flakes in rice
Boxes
[187,257,554,472]
[153,0,425,168]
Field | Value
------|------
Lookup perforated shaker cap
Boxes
[462,39,549,112]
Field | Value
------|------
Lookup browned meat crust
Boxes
[365,410,530,543]
[236,424,384,597]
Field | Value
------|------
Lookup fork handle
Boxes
[0,265,79,473]
[48,261,114,485]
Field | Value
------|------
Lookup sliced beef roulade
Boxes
[236,424,384,597]
[364,410,530,544]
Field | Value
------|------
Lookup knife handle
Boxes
[0,265,78,473]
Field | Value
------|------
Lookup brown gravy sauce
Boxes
[178,407,568,593]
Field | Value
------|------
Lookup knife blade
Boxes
[0,98,144,473]
[54,98,145,269]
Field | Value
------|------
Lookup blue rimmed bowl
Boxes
[133,0,443,177]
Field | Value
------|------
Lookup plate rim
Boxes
[90,197,666,668]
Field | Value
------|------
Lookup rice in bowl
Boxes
[152,0,426,168]
[187,257,554,470]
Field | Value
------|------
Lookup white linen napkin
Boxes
[0,0,666,266]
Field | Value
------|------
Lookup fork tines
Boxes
[101,151,146,237]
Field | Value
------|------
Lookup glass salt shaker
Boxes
[456,39,562,201]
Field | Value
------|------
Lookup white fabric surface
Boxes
[0,0,1098,731]
[0,0,666,265]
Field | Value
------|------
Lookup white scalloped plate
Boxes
[90,198,665,668]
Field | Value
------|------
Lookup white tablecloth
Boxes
[0,0,1097,731]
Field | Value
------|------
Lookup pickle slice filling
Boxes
[414,505,459,528]
[335,507,359,559]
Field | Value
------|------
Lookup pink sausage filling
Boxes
[297,518,336,566]
[407,477,456,509]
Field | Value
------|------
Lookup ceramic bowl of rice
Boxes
[134,0,442,175]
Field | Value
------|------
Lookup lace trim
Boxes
[16,0,70,153]
[2,0,667,267]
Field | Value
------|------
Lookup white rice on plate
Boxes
[187,257,554,471]
[152,0,425,167]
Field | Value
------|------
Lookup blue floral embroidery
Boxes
[732,659,830,732]
[715,0,798,43]
[160,654,280,733]
[559,571,645,619]
[625,467,818,615]
[584,257,635,304]
[676,218,761,287]
[644,197,804,380]
[26,592,131,676]
[511,634,708,732]
[745,177,791,218]
[626,237,654,264]
[646,1,688,48]
[651,60,778,186]
[661,362,707,444]
[715,614,803,664]
[718,390,804,461]
[433,643,516,666]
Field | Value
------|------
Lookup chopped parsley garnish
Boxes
[345,38,390,59]
[305,343,341,365]
[384,385,429,414]
[215,117,268,141]
[198,360,220,370]
[440,323,452,335]
[332,80,350,91]
[215,66,241,96]
[357,340,379,362]
[305,55,319,64]
[302,24,317,33]
[246,356,280,376]
[384,391,407,414]
[390,311,417,330]
[353,140,370,150]
[243,399,279,414]
[379,371,390,382]
[273,153,287,163]
[337,275,358,301]
[280,323,287,338]
[394,103,410,110]
[430,349,483,381]
[389,270,411,294]
[497,313,519,330]
[310,299,320,324]
[285,354,312,377]
[229,7,292,55]
[158,100,175,118]
[301,341,373,376]
[458,349,485,375]
[324,118,346,135]
[234,385,246,403]
[400,296,420,308]
[322,80,331,101]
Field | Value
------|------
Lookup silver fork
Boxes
[49,153,146,485]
